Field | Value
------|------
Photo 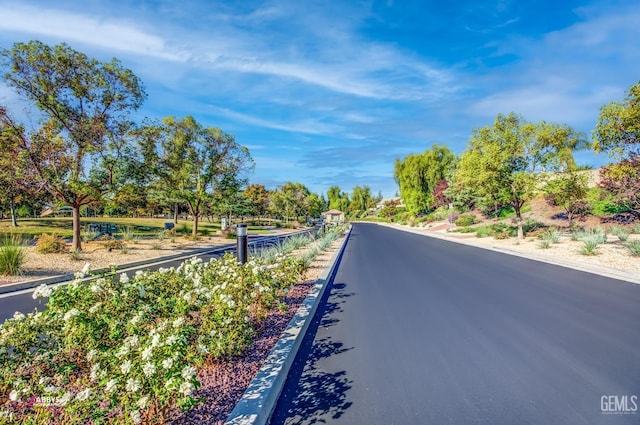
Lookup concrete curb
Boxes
[225,228,351,425]
[374,222,640,285]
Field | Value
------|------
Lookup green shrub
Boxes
[0,234,27,275]
[610,226,629,241]
[101,236,125,252]
[543,229,561,244]
[81,226,100,242]
[36,233,67,253]
[626,240,640,256]
[69,249,83,261]
[634,225,640,234]
[455,214,476,227]
[120,225,136,241]
[538,239,551,249]
[579,237,600,255]
[475,226,492,238]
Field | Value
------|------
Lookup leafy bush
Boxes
[0,252,307,424]
[626,240,640,256]
[455,214,476,227]
[36,233,68,254]
[475,226,492,238]
[101,236,125,252]
[0,234,27,275]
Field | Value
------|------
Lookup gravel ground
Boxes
[388,221,640,273]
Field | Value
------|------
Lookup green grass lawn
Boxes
[0,217,273,238]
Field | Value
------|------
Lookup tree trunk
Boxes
[514,206,524,240]
[174,203,179,224]
[72,205,82,251]
[192,214,199,238]
[10,199,18,227]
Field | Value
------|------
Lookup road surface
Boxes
[271,223,640,425]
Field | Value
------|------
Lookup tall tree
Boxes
[393,145,456,214]
[455,113,587,239]
[593,81,640,216]
[327,186,342,210]
[140,116,253,237]
[593,80,640,158]
[350,185,373,215]
[0,41,145,250]
[244,184,269,217]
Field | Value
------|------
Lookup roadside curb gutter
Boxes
[225,227,351,425]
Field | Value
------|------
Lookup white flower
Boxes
[81,262,91,275]
[89,302,102,313]
[105,379,117,393]
[182,292,193,303]
[172,317,185,329]
[126,378,141,393]
[90,283,102,293]
[141,346,153,361]
[32,284,53,299]
[162,358,174,370]
[151,333,161,348]
[63,308,80,321]
[59,392,73,406]
[130,312,143,325]
[38,376,51,385]
[12,311,25,321]
[181,365,196,381]
[75,388,91,401]
[119,273,129,283]
[130,410,142,424]
[142,362,156,377]
[44,385,61,393]
[137,396,149,409]
[164,378,178,391]
[116,345,130,359]
[178,381,193,396]
[135,270,144,276]
[164,335,178,346]
[197,343,209,354]
[120,360,133,374]
[9,390,19,401]
[90,363,101,381]
[137,285,146,298]
[125,335,139,348]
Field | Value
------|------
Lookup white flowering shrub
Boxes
[0,253,304,424]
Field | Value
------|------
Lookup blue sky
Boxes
[0,0,639,197]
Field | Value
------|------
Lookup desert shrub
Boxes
[626,240,640,256]
[81,226,100,242]
[121,226,136,241]
[610,226,630,241]
[538,239,551,249]
[475,226,492,238]
[0,233,27,275]
[455,214,476,227]
[101,236,125,252]
[571,227,607,244]
[36,233,68,254]
[579,237,600,255]
[543,229,561,244]
[69,249,83,261]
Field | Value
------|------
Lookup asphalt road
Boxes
[271,223,640,425]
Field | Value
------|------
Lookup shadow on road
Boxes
[270,281,354,425]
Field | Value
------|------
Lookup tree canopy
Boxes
[0,41,146,250]
[394,145,456,215]
[593,80,640,158]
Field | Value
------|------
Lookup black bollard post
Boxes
[237,223,248,264]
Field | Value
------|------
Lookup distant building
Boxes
[375,197,403,210]
[322,209,345,224]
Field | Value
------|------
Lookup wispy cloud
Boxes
[0,3,188,61]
